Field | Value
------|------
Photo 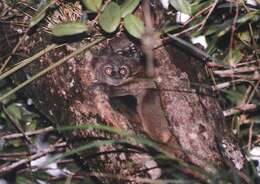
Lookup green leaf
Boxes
[30,12,46,28]
[162,25,182,34]
[225,85,246,105]
[169,0,192,15]
[204,11,260,37]
[98,2,121,33]
[52,22,87,36]
[191,0,211,15]
[237,11,260,23]
[203,19,231,36]
[6,104,22,121]
[124,14,144,38]
[238,31,251,46]
[82,0,102,12]
[29,0,56,27]
[120,0,141,18]
[224,49,244,66]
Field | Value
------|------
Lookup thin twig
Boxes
[0,152,31,158]
[173,22,203,37]
[247,121,254,151]
[92,0,112,24]
[142,0,155,77]
[198,0,219,31]
[0,37,104,102]
[228,1,239,54]
[183,4,213,26]
[0,44,59,81]
[0,29,29,74]
[1,126,54,140]
[82,171,201,184]
[0,103,32,144]
[246,80,260,104]
[213,79,256,91]
[0,20,27,27]
[0,142,66,176]
[223,104,257,117]
[248,23,260,66]
[213,66,260,76]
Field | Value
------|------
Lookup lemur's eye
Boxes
[103,65,113,76]
[119,65,130,78]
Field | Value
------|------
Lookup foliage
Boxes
[0,0,260,183]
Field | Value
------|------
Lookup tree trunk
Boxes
[0,1,248,183]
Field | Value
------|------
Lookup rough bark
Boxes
[0,1,248,183]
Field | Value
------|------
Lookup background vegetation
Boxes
[0,0,259,183]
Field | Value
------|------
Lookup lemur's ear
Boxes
[91,55,108,69]
[100,45,114,56]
